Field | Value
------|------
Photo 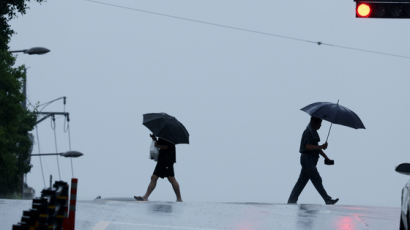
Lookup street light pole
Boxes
[10,46,50,198]
[10,46,50,110]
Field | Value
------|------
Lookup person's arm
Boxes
[310,145,335,165]
[155,143,169,150]
[305,142,331,160]
[150,134,169,149]
[305,142,328,151]
[154,139,170,150]
[318,149,330,160]
[321,150,335,165]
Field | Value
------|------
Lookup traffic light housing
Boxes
[355,0,410,18]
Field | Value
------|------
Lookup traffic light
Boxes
[357,3,371,17]
[355,0,410,18]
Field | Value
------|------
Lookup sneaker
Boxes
[325,198,339,205]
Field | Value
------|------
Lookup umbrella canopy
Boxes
[301,101,365,142]
[143,113,189,144]
[301,102,365,129]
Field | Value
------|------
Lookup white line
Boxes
[103,221,219,230]
[92,221,110,230]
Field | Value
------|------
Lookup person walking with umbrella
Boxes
[134,113,189,202]
[288,101,365,205]
[287,116,339,205]
[134,134,182,202]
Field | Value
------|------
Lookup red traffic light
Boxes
[357,3,371,17]
[355,1,410,18]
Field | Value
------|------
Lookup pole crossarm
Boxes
[35,112,70,125]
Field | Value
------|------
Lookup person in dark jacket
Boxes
[287,116,339,205]
[135,134,182,202]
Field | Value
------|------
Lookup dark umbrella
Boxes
[143,113,189,144]
[301,101,365,142]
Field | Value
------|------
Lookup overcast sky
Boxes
[9,0,410,207]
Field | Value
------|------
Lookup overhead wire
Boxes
[82,0,410,60]
[51,116,62,180]
[35,126,47,188]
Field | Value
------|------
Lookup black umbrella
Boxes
[301,101,365,142]
[143,113,189,144]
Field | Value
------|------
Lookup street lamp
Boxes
[10,47,50,55]
[31,151,84,158]
[30,150,83,193]
[11,47,51,198]
[10,46,50,109]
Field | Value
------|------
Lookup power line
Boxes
[83,0,410,60]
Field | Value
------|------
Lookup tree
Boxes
[0,0,43,197]
[1,1,44,50]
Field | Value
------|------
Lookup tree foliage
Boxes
[1,0,44,50]
[0,0,43,196]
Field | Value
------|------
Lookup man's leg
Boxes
[288,169,310,204]
[309,168,332,202]
[142,175,159,201]
[167,176,182,202]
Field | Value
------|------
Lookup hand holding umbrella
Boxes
[150,133,157,141]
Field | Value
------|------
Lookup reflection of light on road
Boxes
[337,216,355,230]
[232,207,270,230]
[93,221,218,230]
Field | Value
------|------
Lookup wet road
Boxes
[1,198,400,230]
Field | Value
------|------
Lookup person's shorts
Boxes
[153,163,175,178]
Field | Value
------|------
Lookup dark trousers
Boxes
[288,154,331,203]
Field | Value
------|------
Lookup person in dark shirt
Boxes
[287,116,339,205]
[135,134,182,202]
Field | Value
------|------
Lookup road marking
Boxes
[93,221,218,230]
[92,221,110,230]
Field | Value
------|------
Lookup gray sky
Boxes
[9,0,410,207]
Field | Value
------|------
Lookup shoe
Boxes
[325,198,339,205]
[134,196,145,201]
